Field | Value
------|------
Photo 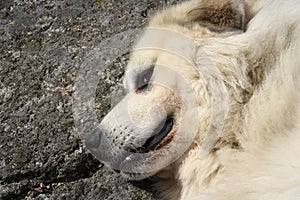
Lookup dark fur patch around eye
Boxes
[124,64,155,92]
[123,55,157,91]
[135,65,154,90]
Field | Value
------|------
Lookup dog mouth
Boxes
[131,116,174,153]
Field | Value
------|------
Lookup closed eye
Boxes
[137,79,150,91]
[135,65,154,92]
[123,63,155,92]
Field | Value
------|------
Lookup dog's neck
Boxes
[156,26,293,200]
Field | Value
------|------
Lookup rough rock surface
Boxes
[0,0,182,199]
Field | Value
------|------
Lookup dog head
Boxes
[85,0,247,180]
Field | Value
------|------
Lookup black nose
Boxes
[85,127,102,149]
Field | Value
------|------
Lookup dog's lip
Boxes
[131,117,174,153]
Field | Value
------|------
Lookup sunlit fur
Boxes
[101,0,300,199]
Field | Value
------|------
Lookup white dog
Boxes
[85,0,300,199]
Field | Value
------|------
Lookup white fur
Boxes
[99,0,300,199]
[142,0,300,199]
[195,45,300,200]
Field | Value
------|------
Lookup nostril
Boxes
[85,127,102,149]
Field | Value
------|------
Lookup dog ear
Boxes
[187,0,246,32]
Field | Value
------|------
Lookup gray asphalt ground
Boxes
[0,0,182,199]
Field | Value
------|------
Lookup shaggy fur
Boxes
[147,0,300,199]
[87,0,300,199]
